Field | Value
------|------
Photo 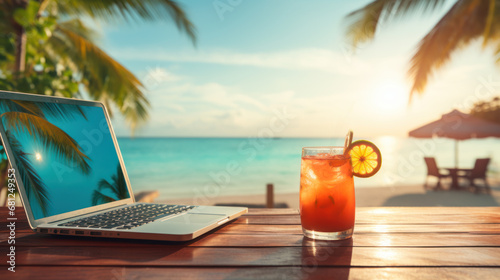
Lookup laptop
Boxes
[0,90,247,241]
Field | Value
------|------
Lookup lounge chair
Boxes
[460,158,491,194]
[423,157,451,190]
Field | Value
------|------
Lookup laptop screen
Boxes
[0,98,130,220]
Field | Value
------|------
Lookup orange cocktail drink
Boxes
[300,147,355,240]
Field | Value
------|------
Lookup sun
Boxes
[35,153,42,161]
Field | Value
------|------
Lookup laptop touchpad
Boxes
[164,214,226,224]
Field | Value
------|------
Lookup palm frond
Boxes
[45,21,149,130]
[482,0,496,46]
[6,132,50,216]
[91,189,116,205]
[30,100,88,121]
[55,18,100,43]
[111,164,128,199]
[53,0,196,44]
[408,0,489,97]
[345,0,447,47]
[1,100,46,117]
[97,178,119,196]
[92,163,128,205]
[1,111,91,174]
[1,99,87,121]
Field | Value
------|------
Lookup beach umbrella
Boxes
[408,109,500,168]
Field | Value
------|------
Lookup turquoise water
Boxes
[117,137,500,200]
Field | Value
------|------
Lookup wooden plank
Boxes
[3,232,500,248]
[1,207,498,219]
[1,207,499,221]
[234,214,500,225]
[4,266,500,280]
[355,209,500,224]
[1,206,500,279]
[246,208,298,215]
[5,216,500,230]
[3,208,500,227]
[0,232,33,243]
[215,223,500,235]
[214,223,500,235]
[232,215,301,225]
[0,222,31,231]
[2,246,500,267]
[3,223,500,244]
[3,215,500,228]
[355,207,500,214]
[215,224,303,235]
[247,207,500,219]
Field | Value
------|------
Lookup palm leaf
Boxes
[0,100,45,117]
[51,0,196,44]
[98,164,128,199]
[45,20,149,130]
[111,164,128,199]
[97,178,119,196]
[408,0,489,97]
[1,111,91,174]
[0,99,87,121]
[28,100,88,121]
[345,0,495,98]
[92,164,128,205]
[345,0,447,47]
[482,0,496,46]
[91,189,116,205]
[6,132,50,216]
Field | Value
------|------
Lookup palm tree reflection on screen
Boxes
[0,99,91,216]
[92,163,128,205]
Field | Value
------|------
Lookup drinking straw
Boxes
[343,130,353,155]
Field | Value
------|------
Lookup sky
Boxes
[95,0,500,138]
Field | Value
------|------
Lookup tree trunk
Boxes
[14,24,27,75]
[13,0,28,77]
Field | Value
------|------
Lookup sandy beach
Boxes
[161,176,500,209]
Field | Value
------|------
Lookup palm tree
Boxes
[345,0,494,100]
[0,99,92,215]
[0,0,196,129]
[92,163,128,205]
[0,0,196,206]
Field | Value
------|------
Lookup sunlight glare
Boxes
[375,136,398,152]
[35,152,42,161]
[374,248,398,260]
[371,80,408,116]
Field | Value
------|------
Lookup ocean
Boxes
[117,137,500,201]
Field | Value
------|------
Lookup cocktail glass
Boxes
[300,147,355,240]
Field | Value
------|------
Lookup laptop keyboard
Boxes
[58,204,195,230]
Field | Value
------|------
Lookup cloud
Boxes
[112,47,368,75]
[140,67,183,90]
[110,65,399,137]
[109,47,497,138]
[115,69,306,137]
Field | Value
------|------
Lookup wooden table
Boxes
[444,168,472,190]
[1,207,500,279]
